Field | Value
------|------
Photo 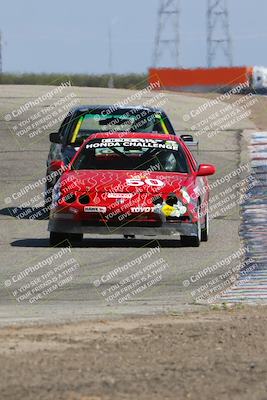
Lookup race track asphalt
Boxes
[0,85,257,324]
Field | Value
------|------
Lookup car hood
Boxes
[60,169,195,196]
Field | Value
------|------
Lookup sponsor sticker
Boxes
[131,207,155,213]
[107,193,133,199]
[84,206,107,213]
[86,138,178,151]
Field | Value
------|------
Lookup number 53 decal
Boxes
[126,178,164,187]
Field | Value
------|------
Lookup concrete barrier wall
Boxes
[149,67,253,92]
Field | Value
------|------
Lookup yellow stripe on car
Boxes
[155,114,169,134]
[71,116,84,143]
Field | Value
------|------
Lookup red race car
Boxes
[48,132,216,247]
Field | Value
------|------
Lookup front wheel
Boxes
[44,183,53,213]
[49,232,70,247]
[201,210,209,242]
[69,233,83,245]
[180,207,201,247]
[49,232,83,247]
[180,234,200,247]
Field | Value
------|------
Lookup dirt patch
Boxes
[1,306,267,400]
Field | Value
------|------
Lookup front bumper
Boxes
[48,219,198,237]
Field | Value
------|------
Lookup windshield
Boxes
[72,138,189,173]
[68,110,172,145]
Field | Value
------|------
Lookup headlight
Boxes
[64,193,76,203]
[78,194,90,204]
[152,195,163,205]
[166,193,178,206]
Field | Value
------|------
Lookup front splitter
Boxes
[48,219,197,237]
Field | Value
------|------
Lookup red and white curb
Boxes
[221,131,267,303]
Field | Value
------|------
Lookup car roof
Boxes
[69,105,166,114]
[84,132,181,144]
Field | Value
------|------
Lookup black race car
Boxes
[45,105,176,207]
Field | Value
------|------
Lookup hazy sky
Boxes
[1,0,267,74]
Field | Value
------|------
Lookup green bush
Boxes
[0,73,148,89]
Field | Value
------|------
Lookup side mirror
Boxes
[180,134,199,153]
[49,160,65,172]
[49,132,61,144]
[180,134,193,142]
[197,164,216,176]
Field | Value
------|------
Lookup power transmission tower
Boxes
[153,0,181,67]
[207,0,233,67]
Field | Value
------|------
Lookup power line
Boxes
[152,0,181,67]
[207,0,233,67]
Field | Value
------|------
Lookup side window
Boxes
[58,114,70,143]
[184,146,197,172]
[190,152,199,170]
[59,115,70,135]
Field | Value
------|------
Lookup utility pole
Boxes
[108,24,114,88]
[152,0,181,67]
[207,0,233,67]
[0,31,2,75]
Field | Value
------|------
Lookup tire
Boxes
[201,210,209,242]
[69,233,83,246]
[180,207,201,247]
[44,195,52,210]
[49,232,70,247]
[43,198,52,220]
[180,234,200,247]
[44,184,53,212]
